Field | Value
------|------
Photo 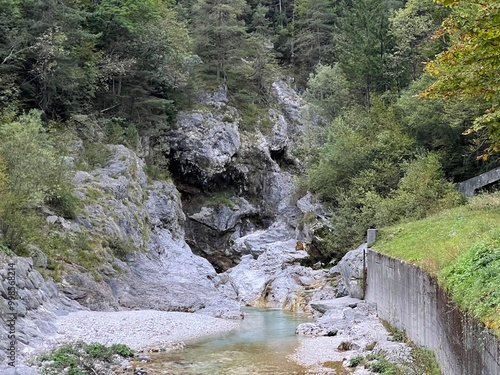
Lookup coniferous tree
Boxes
[388,0,448,90]
[192,0,249,83]
[292,0,336,72]
[336,0,404,105]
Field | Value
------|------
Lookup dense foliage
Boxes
[38,341,134,375]
[0,0,191,129]
[0,0,499,259]
[422,0,500,157]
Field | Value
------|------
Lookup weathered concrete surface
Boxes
[366,249,500,375]
[456,166,500,197]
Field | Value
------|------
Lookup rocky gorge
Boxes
[0,81,412,374]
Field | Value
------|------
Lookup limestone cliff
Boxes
[0,81,334,369]
[167,82,335,310]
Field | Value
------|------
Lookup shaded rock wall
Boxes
[169,82,313,271]
[366,250,500,375]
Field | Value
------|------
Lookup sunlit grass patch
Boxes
[374,191,500,336]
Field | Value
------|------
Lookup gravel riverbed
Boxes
[46,310,240,352]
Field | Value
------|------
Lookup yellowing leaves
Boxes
[423,0,500,154]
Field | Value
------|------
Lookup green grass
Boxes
[374,192,500,274]
[374,192,500,335]
[205,191,237,209]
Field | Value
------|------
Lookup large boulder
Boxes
[169,108,240,186]
[330,244,366,299]
[189,198,257,233]
[185,198,259,272]
[222,221,335,311]
[294,296,408,367]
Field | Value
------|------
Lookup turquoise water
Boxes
[147,308,313,374]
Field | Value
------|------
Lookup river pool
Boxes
[143,308,314,374]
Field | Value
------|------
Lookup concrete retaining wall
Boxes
[366,250,500,375]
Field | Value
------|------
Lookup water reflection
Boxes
[148,308,313,374]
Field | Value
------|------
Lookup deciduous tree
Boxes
[422,0,500,156]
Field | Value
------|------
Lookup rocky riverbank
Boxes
[2,308,240,375]
[291,297,408,375]
[0,82,367,374]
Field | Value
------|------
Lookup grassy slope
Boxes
[373,192,500,335]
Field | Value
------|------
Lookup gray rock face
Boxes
[110,229,241,319]
[229,220,294,257]
[272,81,304,128]
[62,145,241,317]
[194,86,228,107]
[185,198,259,272]
[166,82,316,273]
[169,108,240,185]
[189,198,257,233]
[222,221,336,311]
[74,145,149,252]
[330,243,367,299]
[267,109,289,152]
[0,256,82,369]
[296,191,326,217]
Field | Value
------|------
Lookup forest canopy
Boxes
[0,0,499,257]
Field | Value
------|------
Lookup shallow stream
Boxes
[144,308,313,374]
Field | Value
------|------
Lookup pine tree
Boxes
[292,0,336,71]
[336,0,404,105]
[192,0,249,83]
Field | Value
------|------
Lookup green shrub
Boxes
[39,341,134,375]
[46,185,82,219]
[85,343,114,361]
[39,344,79,367]
[104,117,138,148]
[406,345,442,375]
[306,63,352,120]
[145,164,172,181]
[372,153,463,225]
[83,142,112,168]
[441,236,500,333]
[348,355,364,367]
[0,206,45,256]
[108,236,135,259]
[366,353,383,361]
[206,192,237,208]
[380,320,406,342]
[0,110,61,207]
[370,358,401,374]
[109,343,134,357]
